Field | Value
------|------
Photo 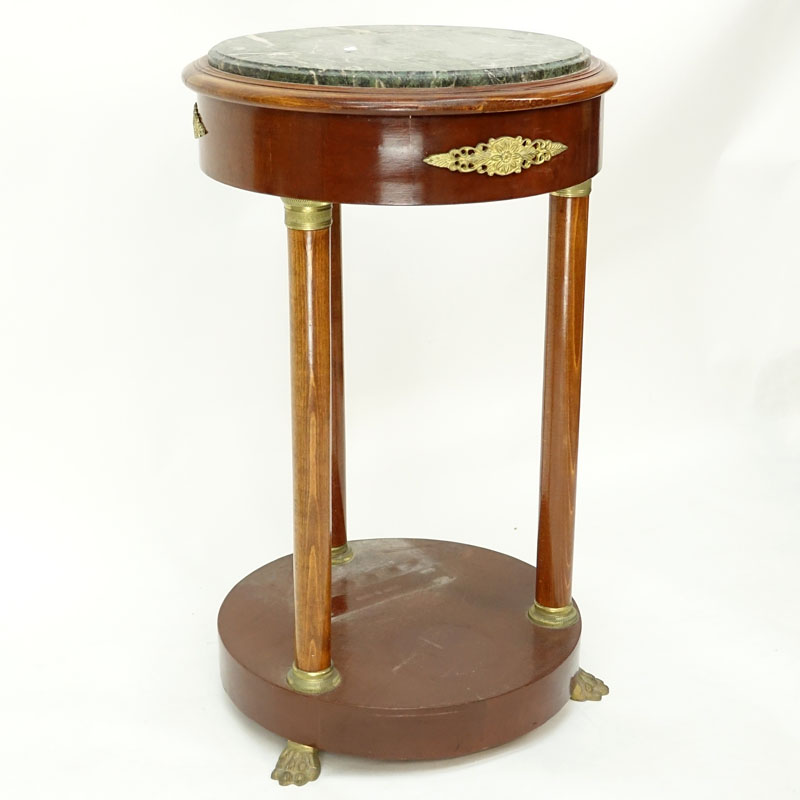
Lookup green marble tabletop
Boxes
[208,25,591,89]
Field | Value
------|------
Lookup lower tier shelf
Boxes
[219,537,581,761]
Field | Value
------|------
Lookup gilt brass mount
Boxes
[424,135,567,176]
[281,198,333,231]
[286,662,342,695]
[527,600,579,629]
[192,103,207,139]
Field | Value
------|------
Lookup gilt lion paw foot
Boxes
[271,741,321,787]
[570,668,610,702]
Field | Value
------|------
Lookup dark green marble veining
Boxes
[208,26,591,88]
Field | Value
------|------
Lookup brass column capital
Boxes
[281,198,333,231]
[527,600,579,629]
[551,178,592,198]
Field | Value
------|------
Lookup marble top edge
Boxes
[208,25,592,89]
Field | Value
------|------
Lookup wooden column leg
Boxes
[529,179,592,629]
[282,198,341,694]
[330,204,353,565]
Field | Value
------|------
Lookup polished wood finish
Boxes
[184,57,616,115]
[535,193,590,609]
[189,94,602,205]
[219,539,581,760]
[330,205,347,551]
[287,225,333,672]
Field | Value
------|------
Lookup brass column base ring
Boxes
[331,543,354,565]
[527,600,580,629]
[286,662,342,695]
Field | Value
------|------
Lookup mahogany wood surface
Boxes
[287,226,333,672]
[191,95,603,205]
[330,205,347,551]
[183,57,616,115]
[535,194,590,609]
[219,538,581,760]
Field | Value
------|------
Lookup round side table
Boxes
[183,25,616,787]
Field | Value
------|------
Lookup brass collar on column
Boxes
[527,600,579,629]
[281,198,333,230]
[286,662,342,694]
[331,543,355,565]
[551,179,592,198]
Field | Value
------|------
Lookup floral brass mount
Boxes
[423,135,567,176]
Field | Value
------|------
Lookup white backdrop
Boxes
[2,1,799,798]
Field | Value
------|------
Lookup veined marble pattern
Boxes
[208,25,591,88]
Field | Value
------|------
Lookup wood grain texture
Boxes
[287,226,332,672]
[218,539,581,760]
[191,95,603,205]
[535,194,590,609]
[330,205,347,551]
[183,57,616,115]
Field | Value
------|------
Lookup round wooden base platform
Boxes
[219,538,581,761]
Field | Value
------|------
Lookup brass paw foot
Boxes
[570,668,610,702]
[271,741,320,787]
